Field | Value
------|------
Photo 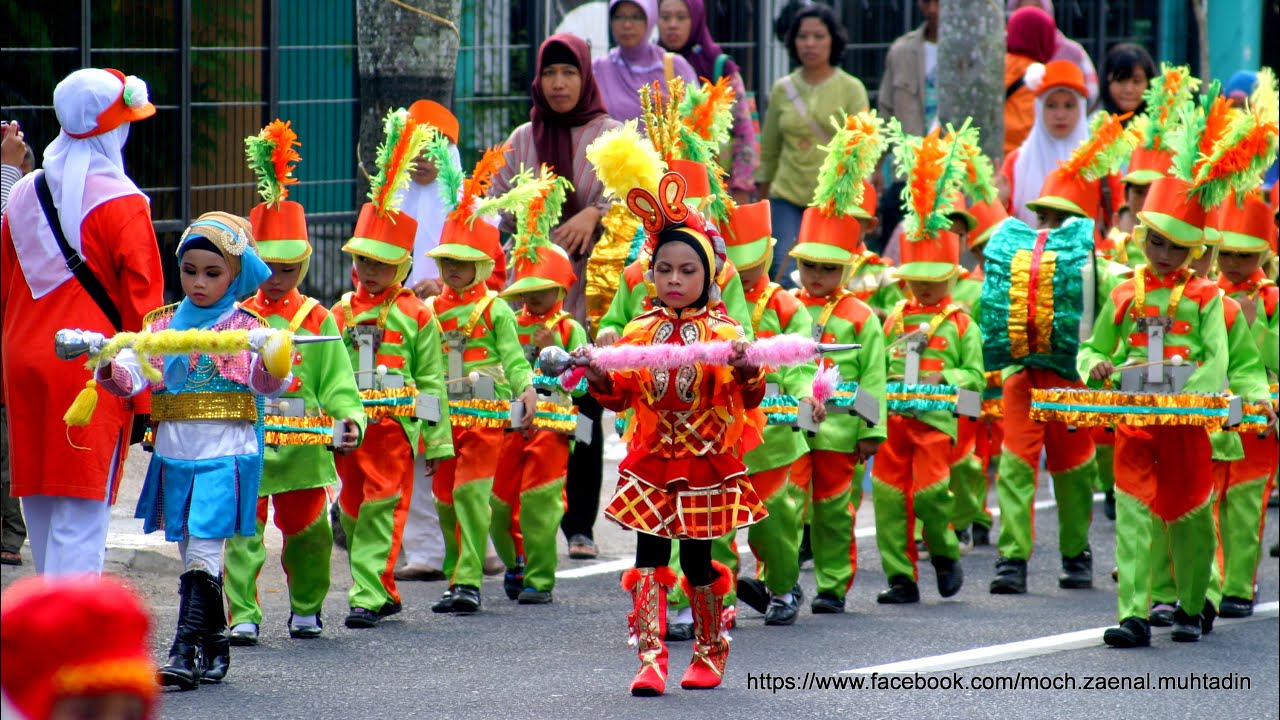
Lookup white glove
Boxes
[247,327,275,351]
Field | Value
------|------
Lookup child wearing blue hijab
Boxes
[96,211,288,691]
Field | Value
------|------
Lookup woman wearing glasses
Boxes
[593,0,698,123]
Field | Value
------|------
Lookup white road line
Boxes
[554,493,1101,580]
[843,601,1280,675]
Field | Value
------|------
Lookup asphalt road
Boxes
[3,440,1277,720]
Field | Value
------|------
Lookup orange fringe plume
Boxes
[264,120,300,200]
[371,115,421,214]
[449,144,509,223]
[1193,96,1235,176]
[908,128,948,235]
[684,76,735,142]
[1059,112,1136,181]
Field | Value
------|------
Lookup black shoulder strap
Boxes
[1005,76,1026,100]
[33,171,123,331]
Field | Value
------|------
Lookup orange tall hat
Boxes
[1122,63,1199,185]
[468,163,579,297]
[888,119,975,281]
[792,111,887,265]
[1029,111,1140,219]
[428,143,509,280]
[245,119,310,265]
[343,107,434,264]
[723,200,775,270]
[1,576,157,720]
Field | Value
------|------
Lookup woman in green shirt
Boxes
[756,4,869,287]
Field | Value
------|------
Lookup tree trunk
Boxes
[355,0,461,198]
[937,0,1006,165]
[1191,0,1211,84]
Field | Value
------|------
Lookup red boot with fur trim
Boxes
[621,566,678,696]
[679,560,733,689]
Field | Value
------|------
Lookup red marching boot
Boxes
[680,560,733,690]
[622,566,678,696]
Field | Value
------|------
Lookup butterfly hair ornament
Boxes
[628,171,728,306]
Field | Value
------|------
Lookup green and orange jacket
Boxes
[515,301,589,402]
[742,274,815,473]
[882,296,986,440]
[597,256,755,340]
[243,289,368,494]
[332,283,453,460]
[794,288,887,451]
[429,281,535,407]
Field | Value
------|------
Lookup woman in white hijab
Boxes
[999,59,1090,226]
[1,67,164,576]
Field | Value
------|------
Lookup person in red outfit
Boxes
[0,67,163,576]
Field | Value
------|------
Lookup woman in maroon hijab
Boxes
[490,33,621,322]
[1003,6,1059,153]
[488,33,621,561]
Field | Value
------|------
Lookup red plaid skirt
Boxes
[604,450,768,539]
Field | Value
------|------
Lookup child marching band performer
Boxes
[789,111,889,615]
[224,121,366,644]
[426,145,537,615]
[1212,189,1280,618]
[93,211,288,689]
[873,124,986,604]
[723,199,822,626]
[1080,92,1275,646]
[982,111,1138,594]
[581,170,768,695]
[474,166,588,604]
[332,110,453,629]
[586,120,751,638]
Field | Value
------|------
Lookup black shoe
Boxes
[1103,490,1116,521]
[666,619,694,641]
[1201,600,1216,635]
[517,588,553,604]
[288,613,323,639]
[451,584,482,614]
[1103,617,1151,648]
[810,591,845,614]
[228,624,259,647]
[1218,595,1253,618]
[1272,542,1279,558]
[877,575,920,604]
[1059,548,1093,589]
[971,523,991,547]
[344,607,379,629]
[330,502,347,551]
[989,557,1027,594]
[798,525,813,568]
[503,565,525,601]
[736,577,770,614]
[932,556,964,598]
[377,601,402,618]
[431,589,457,614]
[1149,602,1177,627]
[1170,608,1201,642]
[197,573,230,683]
[764,586,801,626]
[158,571,210,691]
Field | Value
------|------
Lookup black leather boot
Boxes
[989,557,1028,594]
[932,556,964,598]
[158,571,206,691]
[199,573,231,683]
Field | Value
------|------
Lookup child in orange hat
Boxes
[873,123,986,604]
[425,145,537,615]
[224,121,367,644]
[2,575,156,720]
[474,165,588,604]
[331,109,454,629]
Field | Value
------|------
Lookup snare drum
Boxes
[886,382,981,419]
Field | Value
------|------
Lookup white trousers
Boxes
[21,495,111,576]
[401,454,445,568]
[179,536,224,575]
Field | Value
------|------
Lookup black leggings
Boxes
[635,533,714,586]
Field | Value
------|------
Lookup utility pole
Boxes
[355,0,462,198]
[937,0,1005,164]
